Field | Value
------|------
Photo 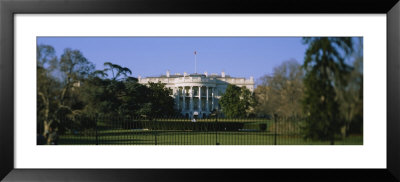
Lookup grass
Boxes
[58,130,363,145]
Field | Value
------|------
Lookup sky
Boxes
[37,37,309,81]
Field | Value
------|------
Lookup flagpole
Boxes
[194,51,197,74]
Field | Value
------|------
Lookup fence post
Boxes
[274,114,277,145]
[95,116,98,145]
[215,111,219,145]
[154,117,157,145]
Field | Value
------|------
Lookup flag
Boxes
[194,51,197,55]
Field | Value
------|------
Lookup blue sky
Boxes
[36,37,309,81]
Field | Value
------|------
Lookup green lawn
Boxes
[58,130,363,145]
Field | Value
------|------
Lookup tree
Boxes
[59,48,94,106]
[146,82,175,116]
[81,69,135,117]
[37,45,97,140]
[85,62,134,117]
[335,38,363,136]
[37,44,60,137]
[45,48,96,134]
[102,62,132,80]
[79,76,117,116]
[255,60,304,120]
[302,37,353,144]
[220,84,255,118]
[81,74,176,118]
[254,81,273,117]
[115,77,150,117]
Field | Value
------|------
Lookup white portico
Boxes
[138,71,254,118]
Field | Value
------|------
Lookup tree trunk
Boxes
[330,135,335,145]
[43,120,51,136]
[38,92,52,138]
[341,125,347,139]
[60,86,68,105]
[60,76,72,105]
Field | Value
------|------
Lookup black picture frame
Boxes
[1,0,399,181]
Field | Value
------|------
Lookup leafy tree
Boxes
[116,77,150,117]
[81,74,176,118]
[255,60,304,120]
[302,37,353,144]
[80,76,115,115]
[102,62,132,80]
[81,74,128,117]
[254,81,273,118]
[59,48,94,106]
[37,45,60,136]
[52,48,96,134]
[335,38,363,136]
[146,82,175,116]
[220,84,255,118]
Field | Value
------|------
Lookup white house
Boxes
[139,71,254,118]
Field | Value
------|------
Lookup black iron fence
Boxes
[38,115,363,145]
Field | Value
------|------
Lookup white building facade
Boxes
[138,71,254,118]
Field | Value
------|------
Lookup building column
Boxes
[190,86,193,112]
[182,87,186,111]
[198,86,202,112]
[212,87,215,111]
[176,87,179,111]
[206,86,209,113]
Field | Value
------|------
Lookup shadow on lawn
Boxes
[58,137,156,145]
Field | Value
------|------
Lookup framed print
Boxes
[1,0,400,181]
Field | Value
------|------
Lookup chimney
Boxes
[184,72,188,77]
[166,70,170,77]
[221,71,225,78]
[204,71,208,77]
